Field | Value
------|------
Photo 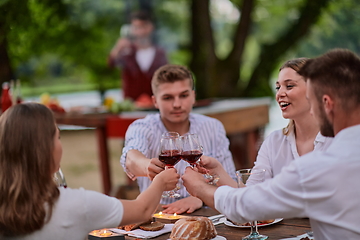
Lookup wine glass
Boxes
[159,132,182,198]
[236,169,267,240]
[54,168,67,188]
[181,133,203,167]
[182,133,219,185]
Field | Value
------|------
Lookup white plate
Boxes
[224,218,283,228]
[168,235,226,240]
[213,236,226,240]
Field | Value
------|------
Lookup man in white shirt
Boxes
[182,48,360,240]
[120,64,236,214]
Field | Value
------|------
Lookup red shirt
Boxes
[108,45,168,101]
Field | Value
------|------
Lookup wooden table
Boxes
[123,206,311,240]
[55,98,271,195]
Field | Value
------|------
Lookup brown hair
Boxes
[151,64,194,94]
[0,103,60,236]
[280,57,309,72]
[131,10,153,23]
[299,48,360,112]
[279,58,310,135]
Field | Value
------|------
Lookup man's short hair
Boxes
[299,48,360,110]
[151,64,194,94]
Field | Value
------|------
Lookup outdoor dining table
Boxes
[120,206,311,240]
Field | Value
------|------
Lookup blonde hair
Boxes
[0,103,59,236]
[279,58,309,136]
[151,64,194,95]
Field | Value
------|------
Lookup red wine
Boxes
[159,150,181,166]
[181,150,203,164]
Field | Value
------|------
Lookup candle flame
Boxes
[174,213,177,217]
[159,211,163,215]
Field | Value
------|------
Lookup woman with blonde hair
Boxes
[0,103,179,240]
[247,58,333,183]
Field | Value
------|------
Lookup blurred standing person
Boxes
[108,10,168,101]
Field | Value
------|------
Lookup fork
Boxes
[208,214,225,224]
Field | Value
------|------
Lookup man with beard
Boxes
[182,49,360,240]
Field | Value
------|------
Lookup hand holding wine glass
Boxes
[181,133,219,185]
[159,132,182,198]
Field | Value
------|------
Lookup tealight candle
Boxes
[88,229,125,240]
[153,212,185,223]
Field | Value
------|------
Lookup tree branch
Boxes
[245,0,331,97]
[227,0,255,63]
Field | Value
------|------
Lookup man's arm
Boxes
[182,167,218,209]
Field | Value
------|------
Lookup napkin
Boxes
[279,233,314,240]
[110,224,174,238]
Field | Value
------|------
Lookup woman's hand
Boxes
[197,156,222,175]
[153,168,180,191]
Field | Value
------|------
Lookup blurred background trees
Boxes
[1,0,359,99]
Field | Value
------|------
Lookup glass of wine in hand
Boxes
[181,133,219,185]
[159,132,182,198]
[236,168,267,240]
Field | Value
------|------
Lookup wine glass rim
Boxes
[162,131,180,137]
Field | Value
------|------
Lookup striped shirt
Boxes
[120,113,236,204]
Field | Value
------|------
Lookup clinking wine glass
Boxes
[159,132,182,198]
[181,133,203,167]
[182,133,219,185]
[236,168,267,240]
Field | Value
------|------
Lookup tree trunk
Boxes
[190,0,254,99]
[215,0,254,97]
[244,0,331,97]
[189,0,217,99]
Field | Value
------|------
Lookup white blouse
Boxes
[247,129,333,185]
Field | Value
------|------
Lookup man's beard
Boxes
[319,107,335,137]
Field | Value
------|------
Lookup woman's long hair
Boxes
[0,103,60,236]
[279,58,309,136]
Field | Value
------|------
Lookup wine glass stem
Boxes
[250,221,259,235]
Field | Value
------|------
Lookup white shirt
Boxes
[136,47,155,72]
[120,113,236,204]
[215,124,360,240]
[4,188,123,240]
[247,130,333,185]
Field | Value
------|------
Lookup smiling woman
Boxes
[246,57,334,185]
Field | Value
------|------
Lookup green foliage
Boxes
[2,0,125,91]
[2,0,360,99]
[296,0,360,57]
